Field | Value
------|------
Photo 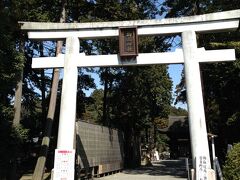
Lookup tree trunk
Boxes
[32,1,66,179]
[40,42,47,130]
[102,68,109,126]
[154,123,156,144]
[12,39,24,126]
[145,127,148,143]
[13,72,23,126]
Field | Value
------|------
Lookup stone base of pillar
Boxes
[207,169,216,180]
[191,168,216,180]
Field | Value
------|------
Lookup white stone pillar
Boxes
[57,36,79,149]
[182,31,211,170]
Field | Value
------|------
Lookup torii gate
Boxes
[20,9,239,180]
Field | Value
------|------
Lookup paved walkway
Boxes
[95,160,187,180]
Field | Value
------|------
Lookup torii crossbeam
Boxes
[20,9,239,180]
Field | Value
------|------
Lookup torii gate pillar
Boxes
[57,37,79,149]
[182,31,211,171]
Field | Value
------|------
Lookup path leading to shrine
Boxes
[96,159,188,180]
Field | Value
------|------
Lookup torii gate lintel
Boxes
[31,48,235,68]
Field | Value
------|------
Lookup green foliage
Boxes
[0,6,24,100]
[69,0,159,22]
[108,65,172,131]
[154,117,168,129]
[227,112,240,126]
[210,42,240,52]
[0,5,28,177]
[223,143,240,180]
[200,31,240,143]
[12,0,64,22]
[174,70,186,105]
[11,125,29,143]
[76,70,96,119]
[83,89,104,123]
[170,106,188,116]
[161,0,240,18]
[156,133,170,152]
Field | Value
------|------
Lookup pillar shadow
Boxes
[76,132,90,177]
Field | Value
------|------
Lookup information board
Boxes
[53,149,75,180]
[196,155,207,180]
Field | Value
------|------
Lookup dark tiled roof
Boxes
[158,116,188,133]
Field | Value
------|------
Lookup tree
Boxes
[82,89,104,123]
[105,65,172,167]
[0,1,24,116]
[223,143,240,180]
[0,2,26,179]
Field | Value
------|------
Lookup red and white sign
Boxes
[53,149,75,180]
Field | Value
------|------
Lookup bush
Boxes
[223,143,240,180]
[0,120,29,179]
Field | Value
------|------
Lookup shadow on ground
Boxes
[122,160,187,178]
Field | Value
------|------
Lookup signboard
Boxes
[119,27,138,58]
[196,155,208,180]
[53,149,75,180]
